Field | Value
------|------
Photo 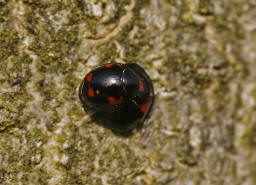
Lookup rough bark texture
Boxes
[0,0,256,184]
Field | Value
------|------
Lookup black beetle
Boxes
[79,63,154,133]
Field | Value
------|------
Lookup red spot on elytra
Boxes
[139,80,144,92]
[116,63,121,66]
[88,88,95,97]
[86,73,93,82]
[107,96,124,104]
[140,103,148,114]
[105,64,113,68]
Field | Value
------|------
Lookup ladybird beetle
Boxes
[79,63,154,133]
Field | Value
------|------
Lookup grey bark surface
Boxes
[0,0,256,184]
